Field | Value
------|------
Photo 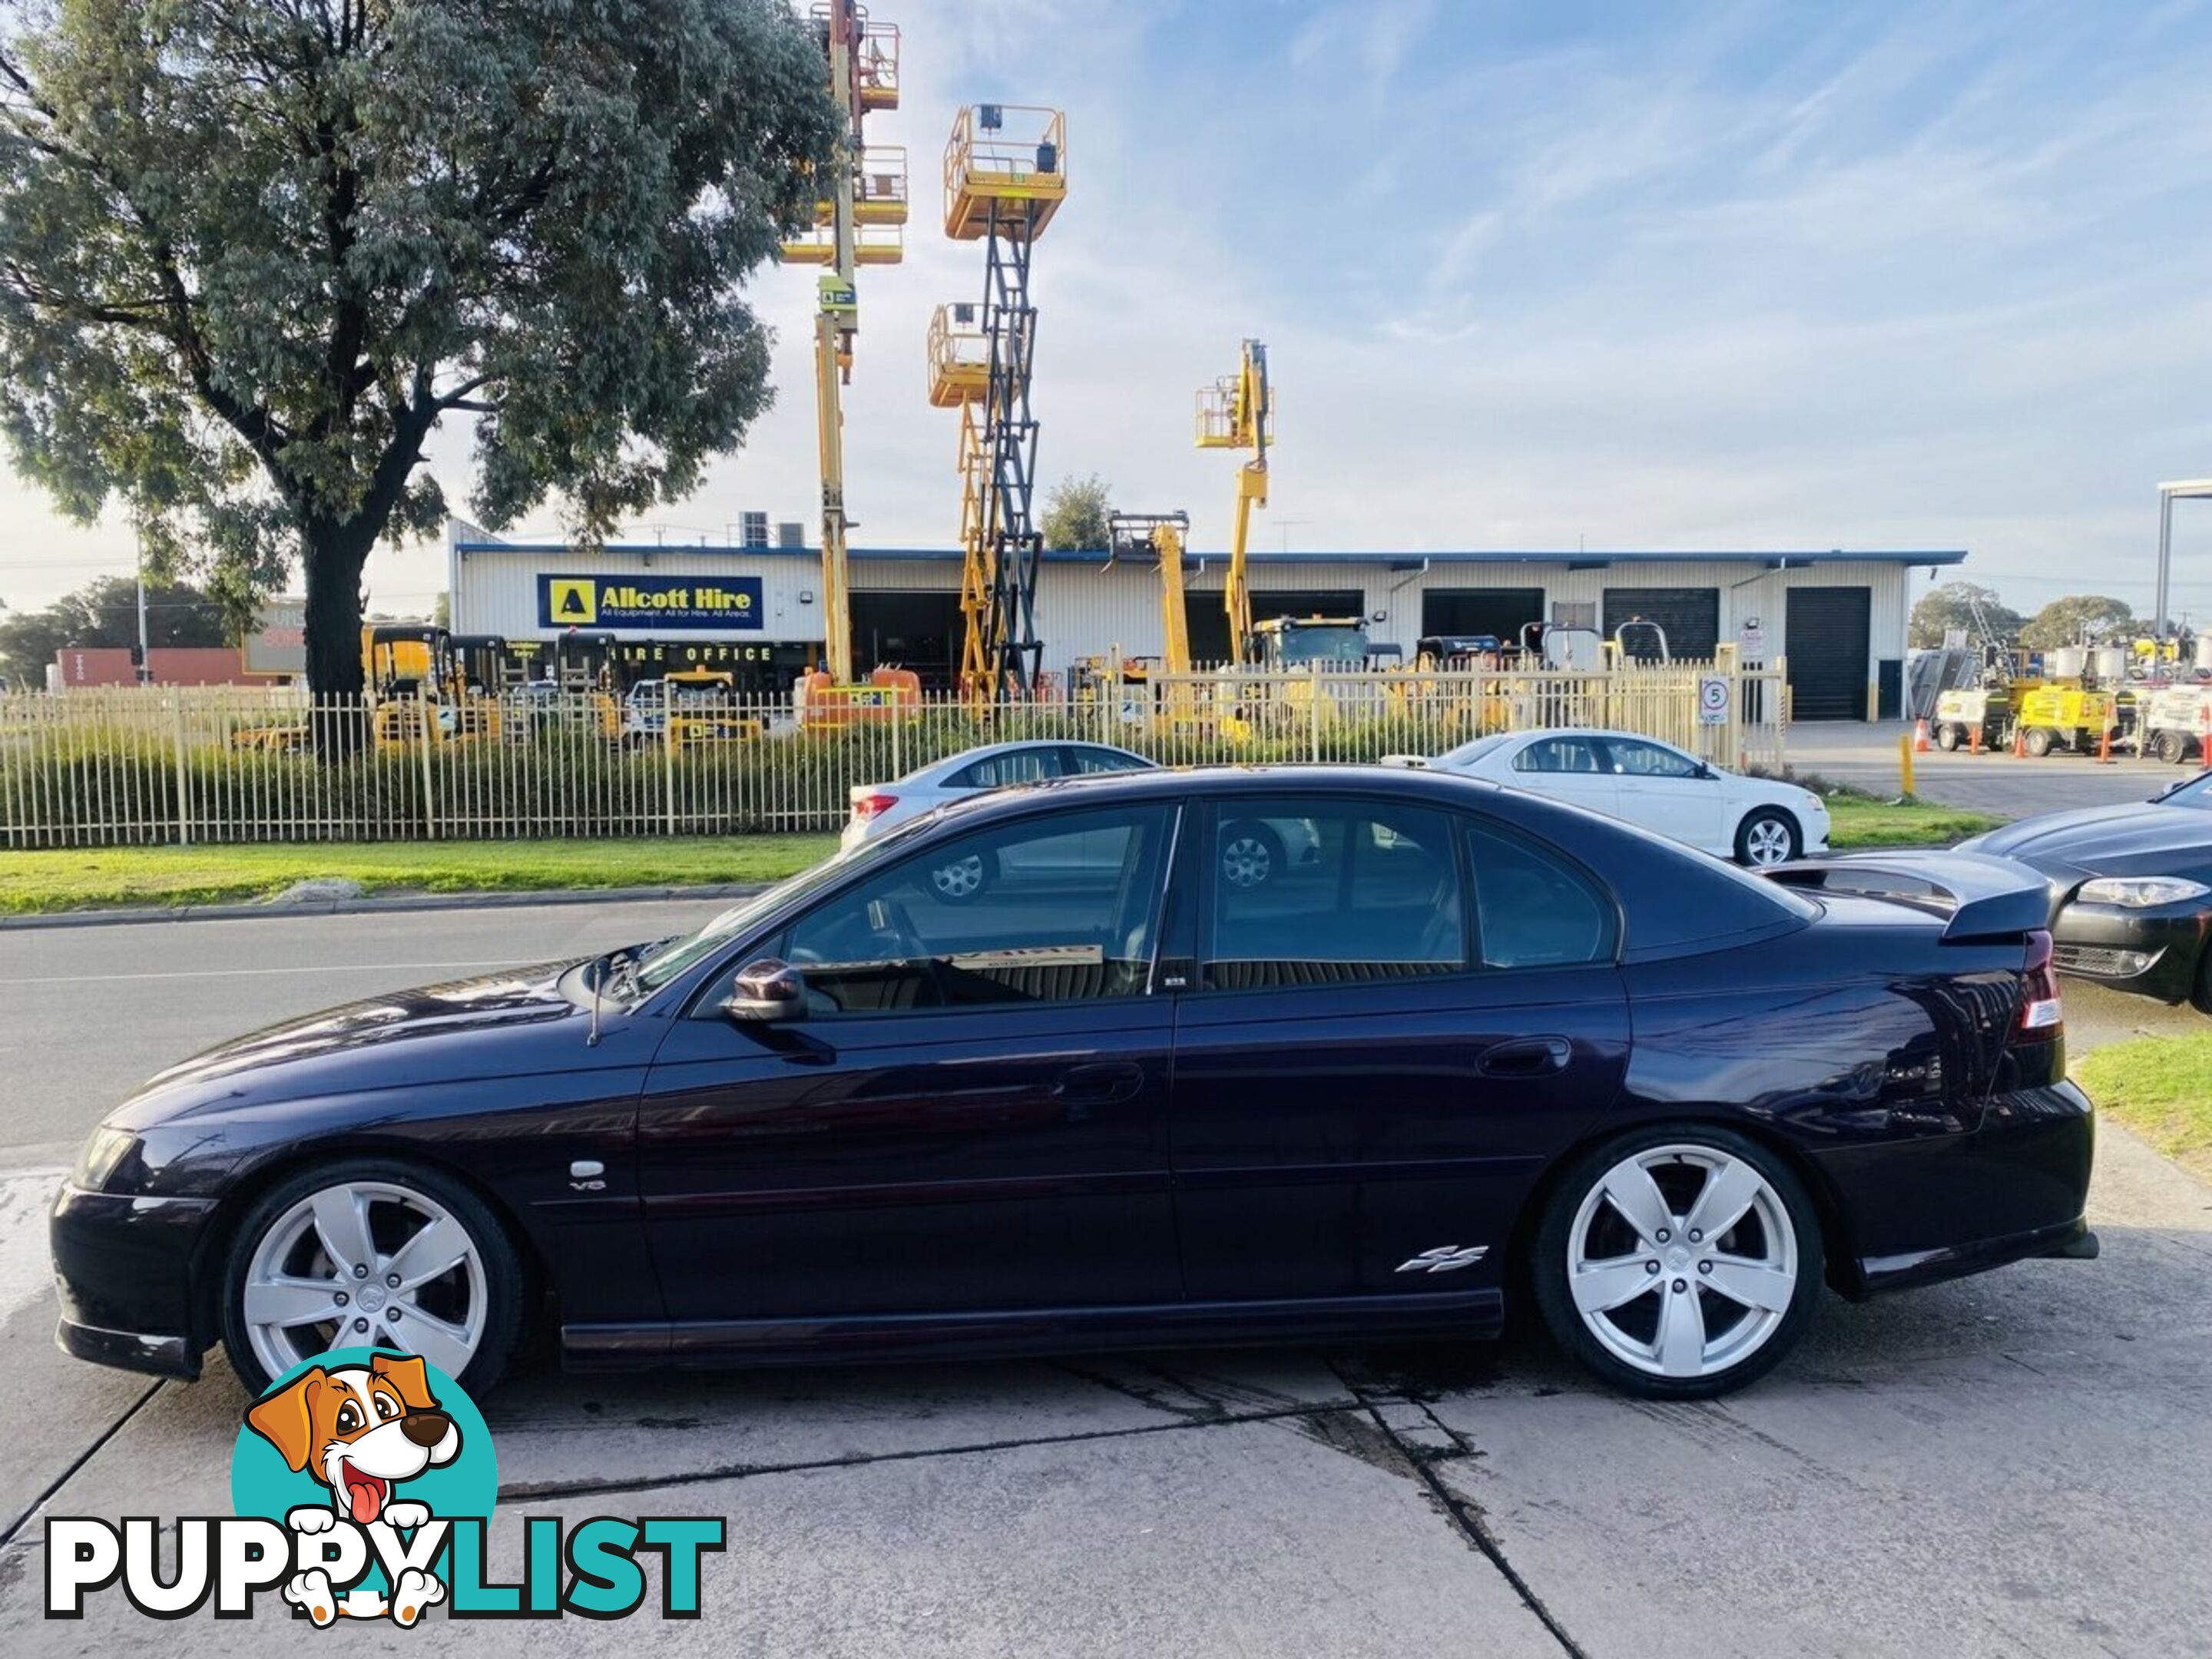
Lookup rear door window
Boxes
[1198,799,1465,991]
[1515,736,1608,773]
[948,747,1063,790]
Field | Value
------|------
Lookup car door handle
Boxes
[1477,1036,1574,1078]
[1051,1062,1146,1104]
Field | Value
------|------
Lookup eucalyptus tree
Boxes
[0,0,837,737]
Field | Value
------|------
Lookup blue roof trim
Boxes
[457,541,1969,568]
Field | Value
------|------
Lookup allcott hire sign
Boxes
[538,575,765,631]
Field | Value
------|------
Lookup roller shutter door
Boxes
[1602,588,1718,661]
[1421,588,1546,644]
[1785,586,1871,721]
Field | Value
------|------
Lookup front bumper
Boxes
[49,1182,220,1380]
[2051,899,2209,1003]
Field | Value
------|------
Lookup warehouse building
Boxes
[447,522,1963,721]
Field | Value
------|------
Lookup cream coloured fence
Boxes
[0,659,1786,849]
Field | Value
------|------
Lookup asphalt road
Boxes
[1,899,2209,1656]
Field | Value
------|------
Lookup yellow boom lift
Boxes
[1197,339,1273,664]
[784,3,919,724]
[1104,510,1202,727]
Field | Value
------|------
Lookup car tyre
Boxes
[1218,820,1286,889]
[1934,722,1962,751]
[220,1157,528,1399]
[2022,726,2055,758]
[927,849,995,904]
[1532,1124,1822,1399]
[1734,808,1800,867]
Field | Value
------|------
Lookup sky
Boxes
[3,0,2211,629]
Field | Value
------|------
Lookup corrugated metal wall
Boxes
[450,540,1914,700]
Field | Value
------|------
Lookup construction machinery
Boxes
[1197,339,1273,664]
[786,2,919,725]
[1105,510,1203,727]
[930,102,1067,700]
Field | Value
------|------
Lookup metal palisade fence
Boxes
[0,658,1787,849]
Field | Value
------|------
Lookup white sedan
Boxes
[1392,729,1830,866]
[844,739,1320,899]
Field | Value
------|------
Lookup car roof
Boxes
[1502,727,1684,746]
[926,763,1502,817]
[906,737,1146,783]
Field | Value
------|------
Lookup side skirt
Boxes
[562,1287,1505,1373]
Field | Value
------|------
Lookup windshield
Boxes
[631,831,906,992]
[1274,626,1369,665]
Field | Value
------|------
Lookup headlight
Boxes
[2075,876,2212,909]
[71,1125,138,1191]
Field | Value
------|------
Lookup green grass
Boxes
[2074,1034,2212,1184]
[0,835,838,915]
[1825,796,2003,849]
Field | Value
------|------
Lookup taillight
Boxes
[852,792,897,822]
[2018,929,2062,1038]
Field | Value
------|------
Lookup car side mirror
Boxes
[724,957,805,1023]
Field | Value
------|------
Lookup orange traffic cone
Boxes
[1912,719,1931,753]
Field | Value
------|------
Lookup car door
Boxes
[1167,793,1631,1304]
[1508,733,1621,821]
[1600,737,1727,852]
[635,800,1184,1323]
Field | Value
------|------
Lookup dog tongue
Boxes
[346,1475,382,1525]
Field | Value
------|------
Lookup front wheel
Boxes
[1934,722,1962,751]
[2022,726,2055,758]
[220,1158,527,1397]
[1218,820,1286,889]
[1734,808,1800,866]
[1532,1126,1822,1399]
[926,849,995,904]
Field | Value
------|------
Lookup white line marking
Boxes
[0,960,533,987]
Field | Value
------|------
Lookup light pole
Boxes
[2155,479,2212,646]
[134,525,151,684]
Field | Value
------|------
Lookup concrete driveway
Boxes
[2,901,2208,1657]
[1784,720,2183,817]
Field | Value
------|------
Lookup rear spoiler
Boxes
[1763,851,2051,941]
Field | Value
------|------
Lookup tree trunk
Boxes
[303,523,373,763]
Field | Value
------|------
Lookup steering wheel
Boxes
[876,895,961,1006]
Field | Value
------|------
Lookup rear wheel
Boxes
[1934,722,1962,751]
[2022,726,2055,758]
[221,1158,526,1397]
[1532,1126,1822,1399]
[1734,809,1800,867]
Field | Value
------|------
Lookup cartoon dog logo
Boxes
[243,1351,462,1627]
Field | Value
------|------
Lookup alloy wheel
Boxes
[1742,816,1793,865]
[932,855,985,899]
[1565,1144,1799,1381]
[241,1180,488,1380]
[1220,836,1273,888]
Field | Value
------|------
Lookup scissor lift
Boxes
[931,104,1067,698]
